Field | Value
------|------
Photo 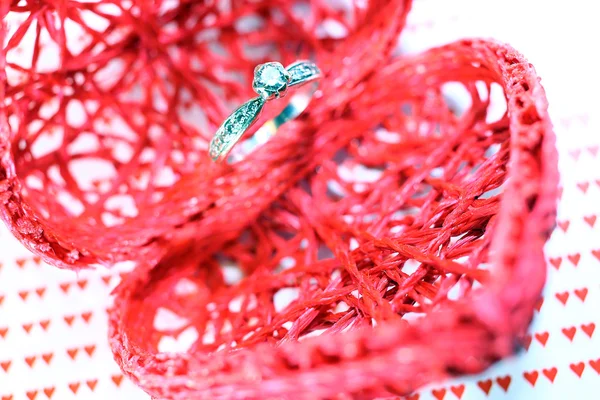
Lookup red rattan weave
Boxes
[0,1,557,399]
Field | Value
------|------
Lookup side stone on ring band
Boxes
[209,60,321,163]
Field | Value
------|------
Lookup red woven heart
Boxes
[0,0,557,399]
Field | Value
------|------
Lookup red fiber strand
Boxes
[1,1,558,399]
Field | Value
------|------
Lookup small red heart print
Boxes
[81,312,92,323]
[549,258,562,269]
[584,215,597,227]
[562,326,576,341]
[68,383,80,394]
[59,283,71,294]
[432,389,446,400]
[523,371,539,386]
[450,385,465,399]
[534,332,549,346]
[570,362,585,377]
[39,320,50,331]
[112,375,124,387]
[41,353,53,365]
[577,182,589,193]
[496,376,511,392]
[86,380,98,391]
[66,348,78,360]
[581,323,595,338]
[592,249,600,262]
[0,361,10,372]
[24,356,36,368]
[574,288,588,302]
[555,292,569,305]
[477,380,492,395]
[567,253,581,266]
[84,345,96,357]
[43,387,55,399]
[557,220,570,232]
[542,367,557,383]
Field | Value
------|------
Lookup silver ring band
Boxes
[209,60,321,164]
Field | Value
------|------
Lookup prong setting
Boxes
[252,62,291,100]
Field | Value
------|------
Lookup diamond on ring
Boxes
[252,62,291,99]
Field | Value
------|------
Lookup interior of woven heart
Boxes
[121,79,510,354]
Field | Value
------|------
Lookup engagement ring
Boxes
[209,60,321,163]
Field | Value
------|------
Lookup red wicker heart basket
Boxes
[0,1,557,398]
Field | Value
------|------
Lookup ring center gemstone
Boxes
[253,62,289,98]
